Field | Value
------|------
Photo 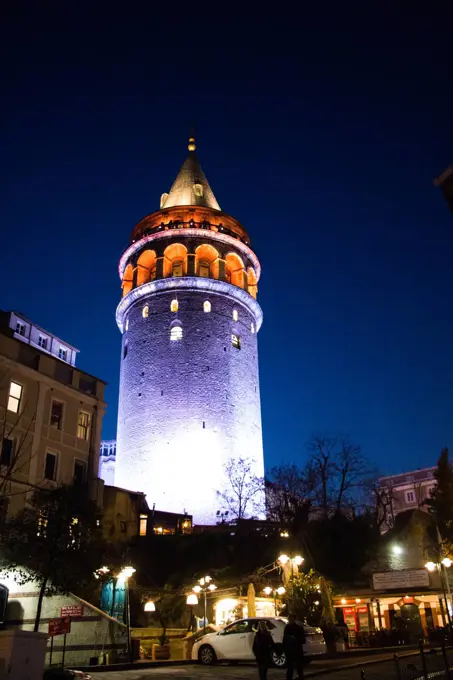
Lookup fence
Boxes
[359,643,453,679]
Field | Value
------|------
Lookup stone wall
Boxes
[115,282,264,524]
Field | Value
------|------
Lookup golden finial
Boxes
[188,135,196,152]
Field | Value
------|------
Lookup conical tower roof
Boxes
[160,137,221,211]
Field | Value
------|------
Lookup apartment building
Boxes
[0,310,106,516]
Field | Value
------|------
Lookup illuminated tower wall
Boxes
[115,138,264,524]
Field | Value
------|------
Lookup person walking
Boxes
[253,621,275,680]
[283,614,306,680]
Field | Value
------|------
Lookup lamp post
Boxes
[186,593,198,632]
[193,576,216,628]
[425,558,452,627]
[278,554,304,615]
[118,566,136,662]
[263,586,286,616]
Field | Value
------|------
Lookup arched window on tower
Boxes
[199,260,210,278]
[203,301,211,313]
[142,305,149,318]
[170,325,183,342]
[233,309,238,322]
[150,265,157,281]
[172,260,184,277]
[171,299,179,313]
[194,183,203,197]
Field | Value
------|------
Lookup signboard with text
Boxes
[372,569,430,591]
[48,617,71,637]
[60,605,84,618]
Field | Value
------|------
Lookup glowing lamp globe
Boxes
[186,594,198,606]
[144,601,155,612]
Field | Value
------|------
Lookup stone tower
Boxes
[115,137,264,524]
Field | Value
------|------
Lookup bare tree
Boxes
[265,464,315,528]
[217,458,264,520]
[306,434,371,516]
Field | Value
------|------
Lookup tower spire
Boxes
[160,134,221,211]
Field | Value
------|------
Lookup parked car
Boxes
[192,616,326,666]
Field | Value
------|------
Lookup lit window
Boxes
[50,401,64,430]
[1,438,13,467]
[77,411,91,441]
[251,322,255,334]
[74,460,86,484]
[406,491,415,504]
[199,260,210,278]
[139,514,148,536]
[58,347,67,361]
[171,299,179,313]
[194,183,203,197]
[170,325,183,342]
[172,260,184,277]
[15,322,26,337]
[232,334,241,349]
[203,301,211,313]
[7,382,22,414]
[125,318,129,331]
[44,452,57,481]
[143,305,149,318]
[233,309,238,321]
[38,335,48,349]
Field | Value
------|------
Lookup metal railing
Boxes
[358,642,453,679]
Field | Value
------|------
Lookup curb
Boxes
[305,650,421,677]
[75,660,196,673]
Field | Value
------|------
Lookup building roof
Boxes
[160,137,221,211]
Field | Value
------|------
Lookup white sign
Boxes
[372,569,430,590]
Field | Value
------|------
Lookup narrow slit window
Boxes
[251,322,255,334]
[125,318,129,331]
[142,305,149,318]
[170,325,183,342]
[171,299,179,313]
[233,309,238,322]
[232,334,241,349]
[123,340,128,359]
[194,183,203,197]
[203,301,211,313]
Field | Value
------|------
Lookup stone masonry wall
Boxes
[115,285,264,524]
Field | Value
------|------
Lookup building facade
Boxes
[0,310,106,516]
[115,137,264,524]
[99,439,116,485]
[378,467,436,531]
[434,164,453,214]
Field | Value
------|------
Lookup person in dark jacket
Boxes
[283,615,306,680]
[253,621,275,680]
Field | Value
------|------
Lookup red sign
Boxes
[61,605,84,618]
[344,608,354,616]
[357,606,368,614]
[48,617,71,636]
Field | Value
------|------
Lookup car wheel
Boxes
[271,647,286,668]
[199,645,217,665]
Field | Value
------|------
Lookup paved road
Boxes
[91,653,411,680]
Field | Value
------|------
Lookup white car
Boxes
[191,616,326,667]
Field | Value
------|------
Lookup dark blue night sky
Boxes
[1,5,452,475]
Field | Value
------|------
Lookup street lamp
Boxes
[144,600,155,612]
[263,586,286,615]
[118,566,135,662]
[425,557,452,627]
[193,576,216,627]
[278,554,304,614]
[186,593,198,632]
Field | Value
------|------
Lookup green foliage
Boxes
[425,448,453,541]
[0,484,106,629]
[289,569,324,626]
